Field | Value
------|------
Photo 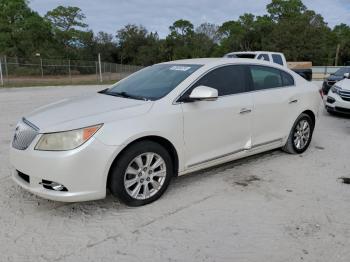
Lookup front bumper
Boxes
[325,91,350,115]
[10,136,119,202]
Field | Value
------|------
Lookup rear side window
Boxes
[272,54,284,65]
[249,65,294,90]
[249,66,283,90]
[281,71,294,86]
[257,54,270,61]
[191,65,249,96]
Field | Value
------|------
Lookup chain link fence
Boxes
[0,56,349,87]
[0,56,143,87]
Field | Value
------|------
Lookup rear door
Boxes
[248,65,298,148]
[180,65,253,168]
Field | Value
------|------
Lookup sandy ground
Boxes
[0,84,350,262]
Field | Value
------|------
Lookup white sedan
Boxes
[10,58,321,206]
[325,73,350,115]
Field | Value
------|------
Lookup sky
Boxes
[29,0,350,38]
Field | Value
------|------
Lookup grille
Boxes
[12,118,39,150]
[335,107,350,114]
[339,90,350,102]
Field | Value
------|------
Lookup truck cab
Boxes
[224,51,287,67]
[224,51,312,81]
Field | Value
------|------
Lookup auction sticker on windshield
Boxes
[170,66,192,71]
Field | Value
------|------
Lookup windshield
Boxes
[105,64,202,100]
[334,67,350,76]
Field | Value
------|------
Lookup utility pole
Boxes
[0,57,4,86]
[335,44,340,66]
[98,53,103,83]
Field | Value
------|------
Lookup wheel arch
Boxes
[106,135,180,188]
[301,109,316,129]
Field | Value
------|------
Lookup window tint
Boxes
[281,71,294,86]
[272,54,284,65]
[257,54,270,61]
[191,65,248,96]
[249,66,283,90]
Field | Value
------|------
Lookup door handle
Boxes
[289,99,298,104]
[240,108,252,114]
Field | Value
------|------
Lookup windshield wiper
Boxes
[99,90,147,101]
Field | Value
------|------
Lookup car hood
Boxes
[25,93,153,133]
[336,79,350,91]
[326,75,344,82]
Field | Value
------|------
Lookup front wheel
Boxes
[282,113,314,154]
[108,141,173,206]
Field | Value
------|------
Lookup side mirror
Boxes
[189,85,218,101]
[344,73,350,79]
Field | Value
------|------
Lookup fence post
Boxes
[109,63,112,81]
[0,57,4,87]
[98,53,103,83]
[68,59,72,83]
[40,58,44,78]
[4,55,8,82]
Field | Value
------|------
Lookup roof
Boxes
[225,51,284,56]
[161,57,283,68]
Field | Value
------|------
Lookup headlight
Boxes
[35,124,102,151]
[331,85,342,94]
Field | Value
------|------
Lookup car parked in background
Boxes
[10,58,321,206]
[325,73,350,115]
[224,51,313,81]
[322,67,350,95]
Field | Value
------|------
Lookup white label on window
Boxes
[170,66,191,71]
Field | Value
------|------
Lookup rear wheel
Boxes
[109,141,173,206]
[282,113,314,154]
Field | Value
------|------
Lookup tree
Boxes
[196,23,220,43]
[93,31,118,62]
[0,0,54,57]
[266,3,334,65]
[166,19,195,60]
[116,25,162,65]
[45,6,90,58]
[45,6,87,32]
[333,24,350,65]
[169,19,194,37]
[267,0,307,21]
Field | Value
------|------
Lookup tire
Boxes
[282,113,314,154]
[109,140,173,206]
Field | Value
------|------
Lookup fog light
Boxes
[40,180,68,191]
[327,96,336,104]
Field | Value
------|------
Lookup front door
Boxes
[179,65,253,168]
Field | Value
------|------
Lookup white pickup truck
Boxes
[224,51,313,81]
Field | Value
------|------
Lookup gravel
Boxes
[1,85,350,262]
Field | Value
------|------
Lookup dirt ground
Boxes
[0,84,350,262]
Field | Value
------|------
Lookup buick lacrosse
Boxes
[10,58,321,206]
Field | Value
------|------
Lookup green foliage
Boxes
[333,24,350,65]
[0,0,55,57]
[0,0,349,66]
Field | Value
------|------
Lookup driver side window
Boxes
[183,65,249,98]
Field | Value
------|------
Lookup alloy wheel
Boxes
[124,152,167,200]
[293,119,311,150]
